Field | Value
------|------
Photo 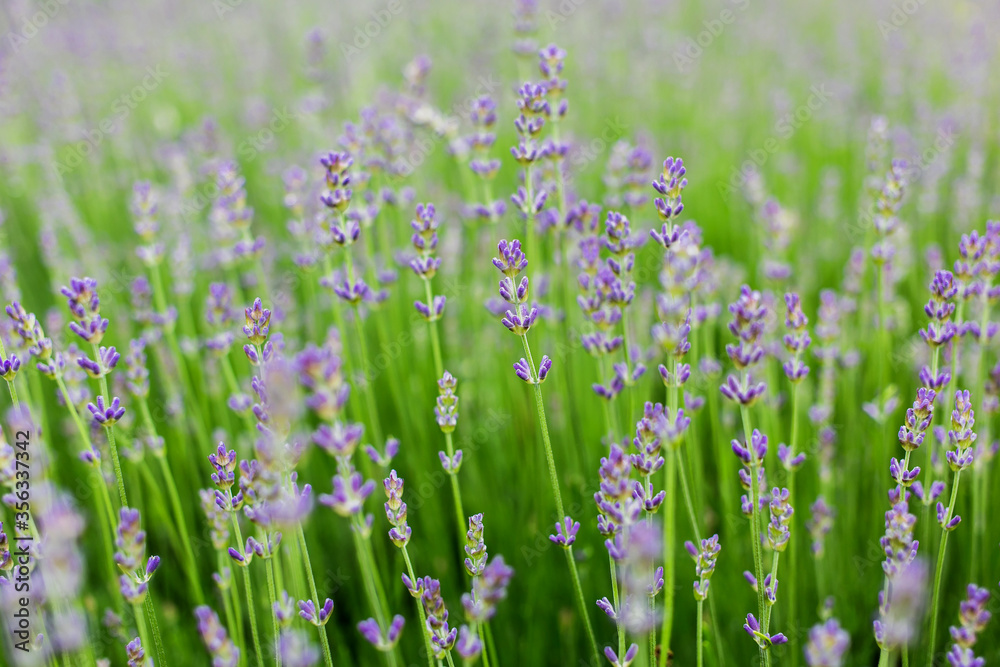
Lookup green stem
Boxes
[401,547,437,667]
[740,402,770,667]
[519,334,600,665]
[696,599,704,667]
[94,343,128,507]
[143,593,167,667]
[926,470,962,664]
[265,557,281,667]
[296,524,333,667]
[231,515,264,667]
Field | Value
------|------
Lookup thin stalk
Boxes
[610,557,624,658]
[696,599,704,667]
[296,524,333,667]
[787,383,801,667]
[401,547,437,667]
[424,279,444,377]
[519,333,600,664]
[94,342,128,507]
[143,593,167,667]
[133,603,152,665]
[149,262,211,450]
[926,470,962,664]
[445,432,466,541]
[218,552,243,666]
[265,557,282,667]
[740,402,770,667]
[141,398,205,604]
[231,514,265,667]
[659,357,678,667]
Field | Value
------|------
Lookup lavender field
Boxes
[0,0,998,665]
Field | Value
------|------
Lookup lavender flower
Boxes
[767,487,793,552]
[358,615,405,652]
[88,396,126,427]
[435,371,459,433]
[782,292,811,382]
[743,613,788,648]
[603,644,638,667]
[60,277,109,344]
[410,203,446,321]
[650,157,688,248]
[461,556,514,624]
[114,507,159,604]
[383,470,410,548]
[806,496,834,556]
[549,516,580,547]
[280,629,321,667]
[720,285,768,406]
[126,637,145,667]
[804,618,850,667]
[685,534,720,601]
[494,239,539,337]
[920,270,959,352]
[421,577,458,658]
[948,584,991,648]
[946,390,977,472]
[194,606,240,667]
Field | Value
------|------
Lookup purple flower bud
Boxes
[549,516,579,547]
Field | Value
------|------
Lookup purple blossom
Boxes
[549,516,580,547]
[194,606,240,667]
[804,618,850,667]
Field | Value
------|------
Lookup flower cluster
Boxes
[410,203,446,321]
[685,534,721,601]
[720,285,768,406]
[114,507,161,604]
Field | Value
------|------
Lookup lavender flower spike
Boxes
[603,643,638,667]
[549,517,580,547]
[194,606,240,667]
[804,618,850,667]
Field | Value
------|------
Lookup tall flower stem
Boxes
[659,357,679,666]
[353,309,384,447]
[970,288,991,580]
[696,598,705,667]
[93,342,128,507]
[422,280,466,541]
[519,333,600,664]
[143,593,167,667]
[133,602,153,665]
[139,398,205,604]
[401,547,437,667]
[787,384,801,667]
[739,402,770,667]
[231,515,264,667]
[925,469,962,664]
[350,525,398,667]
[296,525,333,667]
[149,262,211,451]
[218,550,245,665]
[265,557,281,667]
